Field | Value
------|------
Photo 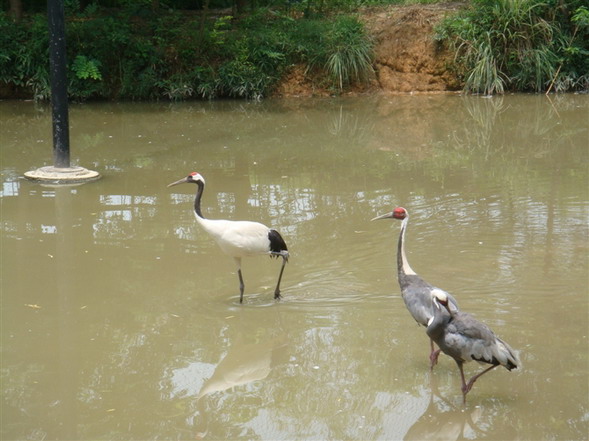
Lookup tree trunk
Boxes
[199,0,210,43]
[9,0,23,22]
[235,0,247,15]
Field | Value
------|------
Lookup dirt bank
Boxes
[274,2,464,97]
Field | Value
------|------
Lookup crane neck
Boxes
[397,216,416,276]
[193,180,205,219]
[426,299,449,341]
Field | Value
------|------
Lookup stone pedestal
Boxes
[24,166,101,185]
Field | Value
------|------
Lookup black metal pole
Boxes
[47,0,70,168]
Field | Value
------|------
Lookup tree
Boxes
[9,0,23,21]
[234,0,247,15]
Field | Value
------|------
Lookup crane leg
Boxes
[233,258,245,303]
[238,269,245,303]
[458,361,498,403]
[273,255,287,300]
[457,361,468,404]
[464,364,498,396]
[429,339,441,370]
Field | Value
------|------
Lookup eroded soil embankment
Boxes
[274,3,464,97]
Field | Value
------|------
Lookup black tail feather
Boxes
[268,229,288,253]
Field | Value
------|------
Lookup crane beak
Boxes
[371,212,394,221]
[167,177,189,188]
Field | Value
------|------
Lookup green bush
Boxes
[0,4,375,100]
[0,13,50,100]
[436,0,589,94]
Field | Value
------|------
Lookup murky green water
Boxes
[1,94,588,440]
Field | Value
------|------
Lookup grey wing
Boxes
[447,312,519,369]
[443,313,492,363]
[402,284,435,326]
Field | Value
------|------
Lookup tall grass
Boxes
[324,16,374,90]
[464,33,505,95]
[436,0,589,94]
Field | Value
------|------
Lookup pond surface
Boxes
[1,94,588,440]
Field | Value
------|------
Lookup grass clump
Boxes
[324,16,374,90]
[435,0,589,94]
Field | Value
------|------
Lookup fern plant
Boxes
[71,55,102,80]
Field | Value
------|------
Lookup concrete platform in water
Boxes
[24,166,101,185]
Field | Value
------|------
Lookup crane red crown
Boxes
[393,207,407,219]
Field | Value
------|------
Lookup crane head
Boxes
[371,206,408,221]
[431,289,448,306]
[167,172,205,187]
[431,289,453,315]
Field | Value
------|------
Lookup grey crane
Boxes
[372,206,459,369]
[168,172,289,303]
[427,289,520,403]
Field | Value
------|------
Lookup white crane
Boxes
[427,289,520,403]
[372,206,459,369]
[168,172,289,303]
